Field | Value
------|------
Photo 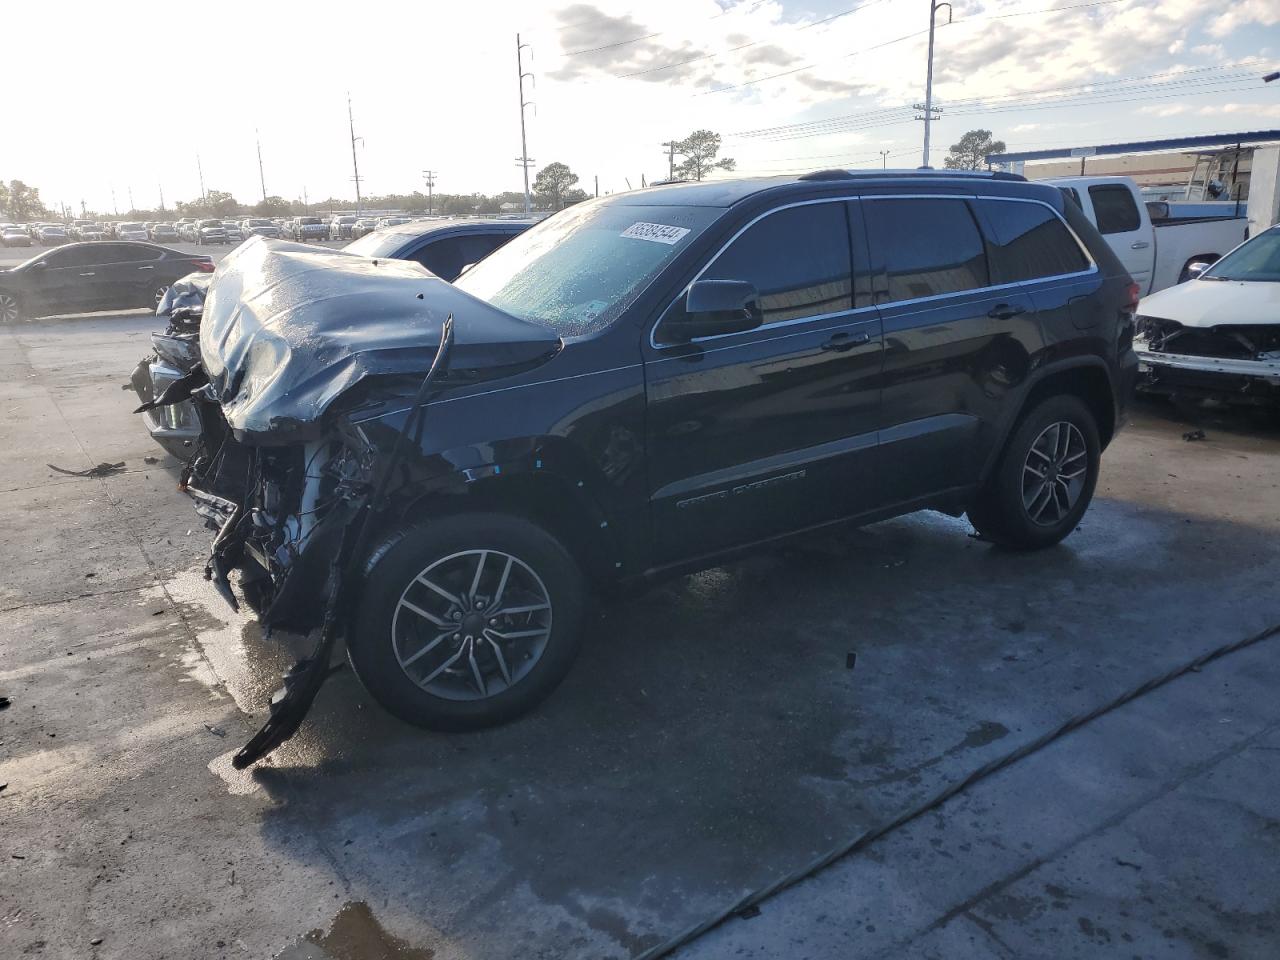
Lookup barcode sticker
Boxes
[621,222,691,245]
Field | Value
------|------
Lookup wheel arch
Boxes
[370,466,623,591]
[979,357,1117,487]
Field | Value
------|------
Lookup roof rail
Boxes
[797,168,1026,182]
[648,178,692,186]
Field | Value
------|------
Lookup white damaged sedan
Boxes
[1135,225,1280,404]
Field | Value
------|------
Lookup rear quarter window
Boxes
[980,200,1089,283]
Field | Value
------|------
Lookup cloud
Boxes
[1191,43,1226,59]
[1011,123,1041,132]
[1138,104,1193,116]
[547,4,714,83]
[1212,103,1280,118]
[1208,0,1280,37]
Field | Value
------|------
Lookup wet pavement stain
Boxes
[276,902,434,960]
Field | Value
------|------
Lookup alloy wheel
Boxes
[153,284,171,305]
[1021,421,1088,526]
[391,549,553,701]
[0,293,19,323]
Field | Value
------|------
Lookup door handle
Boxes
[1130,241,1150,250]
[79,272,96,277]
[987,304,1026,320]
[137,265,154,271]
[821,330,871,352]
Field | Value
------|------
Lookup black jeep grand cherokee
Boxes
[163,169,1137,761]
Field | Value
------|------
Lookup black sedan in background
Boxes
[342,218,532,280]
[0,241,214,322]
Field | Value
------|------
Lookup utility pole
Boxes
[111,186,118,215]
[879,150,891,169]
[127,186,135,213]
[196,154,206,202]
[348,93,364,212]
[158,183,165,212]
[80,199,86,217]
[662,140,681,180]
[302,186,309,213]
[594,175,599,198]
[421,169,436,215]
[516,34,535,216]
[256,129,268,203]
[914,0,951,168]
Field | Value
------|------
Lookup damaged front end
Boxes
[137,239,557,767]
[1135,316,1280,403]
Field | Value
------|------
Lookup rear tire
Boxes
[347,512,586,731]
[967,394,1101,550]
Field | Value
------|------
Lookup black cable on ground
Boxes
[638,620,1280,960]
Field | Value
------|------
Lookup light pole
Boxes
[879,150,891,169]
[348,94,364,212]
[196,154,206,202]
[421,170,436,215]
[256,129,268,204]
[916,0,951,168]
[516,34,535,216]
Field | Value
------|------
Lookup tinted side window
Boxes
[42,246,100,268]
[412,236,471,280]
[981,201,1089,283]
[701,203,852,326]
[95,243,160,265]
[865,198,987,302]
[1088,184,1140,234]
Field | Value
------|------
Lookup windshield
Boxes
[1203,228,1280,282]
[300,217,321,225]
[455,200,718,336]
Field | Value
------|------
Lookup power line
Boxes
[724,63,1269,145]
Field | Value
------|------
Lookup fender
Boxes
[367,435,629,586]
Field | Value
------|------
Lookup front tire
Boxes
[0,290,22,323]
[347,513,586,731]
[967,394,1101,550]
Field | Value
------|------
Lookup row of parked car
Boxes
[1,213,461,250]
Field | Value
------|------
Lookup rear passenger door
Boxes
[976,196,1100,335]
[645,199,883,564]
[865,196,1036,507]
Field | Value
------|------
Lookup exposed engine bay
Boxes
[1135,315,1280,402]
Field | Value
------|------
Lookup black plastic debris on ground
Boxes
[47,461,126,478]
[1183,429,1207,442]
[0,696,10,710]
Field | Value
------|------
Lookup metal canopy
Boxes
[987,130,1280,165]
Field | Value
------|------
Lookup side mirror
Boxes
[664,279,763,342]
[1184,261,1212,281]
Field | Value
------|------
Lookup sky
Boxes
[5,0,1280,214]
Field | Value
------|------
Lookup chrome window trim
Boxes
[648,192,1098,350]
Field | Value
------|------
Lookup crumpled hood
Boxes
[1140,278,1280,328]
[199,237,561,443]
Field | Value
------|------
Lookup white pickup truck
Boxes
[1044,176,1248,295]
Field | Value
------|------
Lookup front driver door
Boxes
[643,199,884,567]
[23,246,99,316]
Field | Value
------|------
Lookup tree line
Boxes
[3,129,1006,223]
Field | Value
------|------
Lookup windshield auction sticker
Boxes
[621,222,691,245]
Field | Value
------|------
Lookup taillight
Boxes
[191,259,215,273]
